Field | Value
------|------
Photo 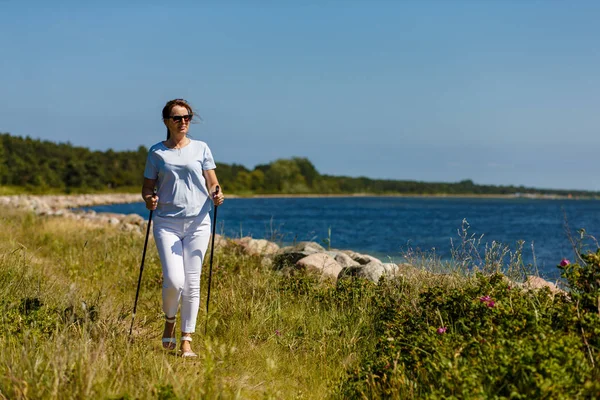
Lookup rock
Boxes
[235,237,280,256]
[121,223,141,233]
[338,261,398,284]
[381,263,399,275]
[273,242,325,269]
[334,252,360,268]
[122,213,145,226]
[342,250,381,265]
[212,234,229,251]
[524,276,565,295]
[395,262,421,277]
[273,251,314,270]
[280,241,326,255]
[296,253,342,280]
[358,261,387,283]
[337,265,364,281]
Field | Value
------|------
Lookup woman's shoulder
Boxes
[190,139,211,150]
[148,141,167,152]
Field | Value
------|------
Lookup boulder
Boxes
[235,237,280,256]
[296,253,342,280]
[282,241,326,254]
[208,234,229,251]
[337,265,364,281]
[334,252,360,269]
[272,251,310,269]
[122,213,145,226]
[381,263,399,275]
[273,241,326,269]
[338,261,401,284]
[524,276,565,295]
[342,250,381,265]
[358,261,387,283]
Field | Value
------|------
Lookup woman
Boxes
[142,98,224,357]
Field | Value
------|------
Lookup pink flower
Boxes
[479,295,496,308]
[437,327,447,334]
[560,259,570,267]
[275,329,281,336]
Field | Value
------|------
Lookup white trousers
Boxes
[153,213,211,333]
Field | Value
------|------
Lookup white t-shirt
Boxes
[144,139,217,218]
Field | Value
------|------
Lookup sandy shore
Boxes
[0,193,141,211]
[0,193,146,232]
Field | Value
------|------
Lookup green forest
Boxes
[0,133,596,197]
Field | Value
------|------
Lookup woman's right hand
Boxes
[145,195,158,211]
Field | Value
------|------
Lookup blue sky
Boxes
[1,1,599,190]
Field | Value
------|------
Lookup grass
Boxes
[0,208,377,399]
[1,208,598,399]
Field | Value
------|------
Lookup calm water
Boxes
[83,197,600,279]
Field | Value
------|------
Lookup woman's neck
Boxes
[166,135,189,149]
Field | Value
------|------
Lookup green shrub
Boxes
[339,273,600,399]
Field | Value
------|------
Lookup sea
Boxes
[82,196,600,280]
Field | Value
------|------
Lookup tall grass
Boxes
[0,209,377,399]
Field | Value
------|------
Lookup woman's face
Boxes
[165,105,191,137]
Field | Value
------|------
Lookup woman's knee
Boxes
[182,282,200,299]
[163,274,185,291]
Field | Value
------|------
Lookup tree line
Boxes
[0,133,595,197]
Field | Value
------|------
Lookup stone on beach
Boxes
[296,253,342,280]
[334,252,360,269]
[338,261,386,283]
[272,241,327,269]
[342,250,381,265]
[233,237,280,256]
[524,276,565,295]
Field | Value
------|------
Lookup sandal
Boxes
[180,335,197,358]
[162,316,176,350]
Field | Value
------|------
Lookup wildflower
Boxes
[275,329,281,336]
[560,259,570,267]
[437,327,447,334]
[479,295,496,307]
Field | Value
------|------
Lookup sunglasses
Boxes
[168,115,192,123]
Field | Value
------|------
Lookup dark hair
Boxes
[162,98,197,140]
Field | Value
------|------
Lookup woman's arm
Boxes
[141,177,158,210]
[203,169,224,206]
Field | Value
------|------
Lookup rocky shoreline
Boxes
[0,193,563,291]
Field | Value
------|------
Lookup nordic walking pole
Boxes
[205,185,220,334]
[129,204,154,338]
